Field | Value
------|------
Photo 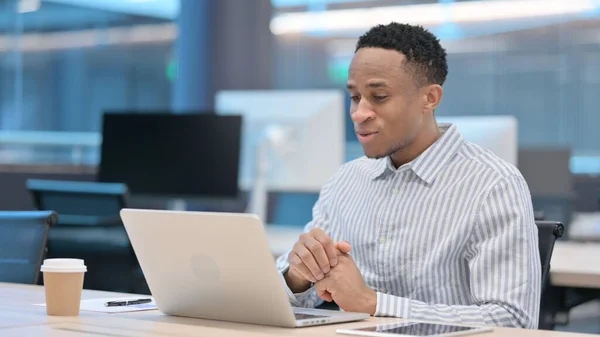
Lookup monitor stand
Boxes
[167,198,188,211]
[246,141,268,223]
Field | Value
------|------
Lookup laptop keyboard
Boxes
[294,313,329,320]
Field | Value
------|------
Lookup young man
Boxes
[275,22,540,329]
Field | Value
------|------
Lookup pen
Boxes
[105,298,152,307]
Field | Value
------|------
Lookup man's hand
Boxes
[314,251,377,315]
[284,228,350,293]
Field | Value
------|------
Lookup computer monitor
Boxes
[518,148,572,197]
[98,113,242,199]
[214,90,346,192]
[436,115,518,166]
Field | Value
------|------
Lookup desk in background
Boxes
[0,282,591,337]
[551,242,600,288]
[546,212,600,327]
[545,242,600,328]
[265,224,302,257]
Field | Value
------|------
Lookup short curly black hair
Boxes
[355,22,448,87]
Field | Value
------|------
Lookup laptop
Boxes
[120,208,370,328]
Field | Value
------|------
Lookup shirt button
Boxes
[381,287,387,293]
[393,188,399,195]
[380,236,386,244]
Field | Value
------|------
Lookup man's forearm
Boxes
[375,292,536,328]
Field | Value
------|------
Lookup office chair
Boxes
[0,210,57,284]
[27,179,128,220]
[536,220,564,330]
[536,221,564,292]
[25,179,144,293]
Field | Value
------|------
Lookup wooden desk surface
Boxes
[0,283,592,337]
[550,241,600,288]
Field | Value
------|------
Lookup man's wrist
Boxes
[284,268,312,294]
[362,288,377,316]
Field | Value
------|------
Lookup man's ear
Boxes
[423,84,443,113]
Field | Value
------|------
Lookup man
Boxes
[275,22,541,329]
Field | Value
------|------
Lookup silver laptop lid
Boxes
[120,208,298,327]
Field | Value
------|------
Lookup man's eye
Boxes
[351,96,360,103]
[373,96,388,101]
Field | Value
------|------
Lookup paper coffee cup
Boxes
[41,259,87,316]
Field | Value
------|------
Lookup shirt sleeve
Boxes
[375,174,541,329]
[274,172,339,308]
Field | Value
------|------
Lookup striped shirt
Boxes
[275,123,541,328]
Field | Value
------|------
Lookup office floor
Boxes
[556,301,600,334]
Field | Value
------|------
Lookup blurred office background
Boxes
[2,0,599,223]
[1,0,600,333]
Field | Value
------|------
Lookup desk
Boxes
[551,242,600,288]
[265,225,302,257]
[0,283,590,337]
[544,241,600,328]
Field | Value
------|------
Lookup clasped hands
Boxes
[284,228,377,315]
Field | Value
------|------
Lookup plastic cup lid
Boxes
[41,258,87,273]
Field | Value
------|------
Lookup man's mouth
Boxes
[356,131,378,143]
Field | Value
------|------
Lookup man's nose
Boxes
[351,101,375,124]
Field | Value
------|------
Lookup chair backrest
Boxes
[536,221,564,291]
[0,211,57,284]
[26,179,128,218]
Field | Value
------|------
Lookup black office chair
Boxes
[536,220,564,330]
[536,221,564,292]
[27,179,129,219]
[0,211,57,284]
[25,179,144,293]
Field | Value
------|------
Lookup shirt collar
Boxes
[371,123,464,185]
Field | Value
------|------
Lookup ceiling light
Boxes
[18,0,41,13]
[270,0,597,35]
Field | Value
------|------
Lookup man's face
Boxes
[347,47,426,159]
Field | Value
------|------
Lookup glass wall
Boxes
[1,0,599,222]
[0,0,176,165]
[6,0,597,171]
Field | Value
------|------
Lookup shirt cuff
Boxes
[375,292,412,318]
[278,266,314,306]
